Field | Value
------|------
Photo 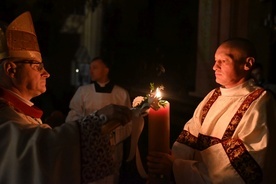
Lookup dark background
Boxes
[0,0,275,148]
[1,0,276,183]
[0,0,200,120]
[0,2,200,182]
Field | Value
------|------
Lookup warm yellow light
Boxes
[155,87,162,98]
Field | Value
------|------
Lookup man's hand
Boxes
[147,151,175,180]
[97,104,132,126]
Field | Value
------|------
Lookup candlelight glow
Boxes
[155,87,162,98]
[132,83,167,111]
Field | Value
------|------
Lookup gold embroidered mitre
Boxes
[5,11,42,62]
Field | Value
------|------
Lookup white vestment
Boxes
[66,83,132,184]
[172,81,276,184]
[0,88,114,184]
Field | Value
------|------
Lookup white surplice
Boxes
[172,81,276,183]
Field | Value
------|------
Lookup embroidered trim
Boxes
[201,88,221,124]
[222,139,262,183]
[89,110,108,124]
[176,131,220,151]
[176,130,263,183]
[78,113,114,183]
[222,88,265,139]
[176,88,265,183]
[197,133,221,150]
[176,130,198,149]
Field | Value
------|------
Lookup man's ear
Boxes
[244,57,255,71]
[3,61,17,77]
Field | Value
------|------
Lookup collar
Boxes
[0,88,43,118]
[7,89,34,106]
[94,81,114,93]
[219,80,259,97]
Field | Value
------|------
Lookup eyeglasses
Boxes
[14,60,45,72]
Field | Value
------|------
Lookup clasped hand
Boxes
[97,104,132,125]
[147,151,175,180]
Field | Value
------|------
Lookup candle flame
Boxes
[155,87,162,98]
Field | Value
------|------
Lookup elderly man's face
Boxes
[12,59,50,100]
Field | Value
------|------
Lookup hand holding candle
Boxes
[131,83,171,182]
[132,84,170,153]
[148,87,170,184]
